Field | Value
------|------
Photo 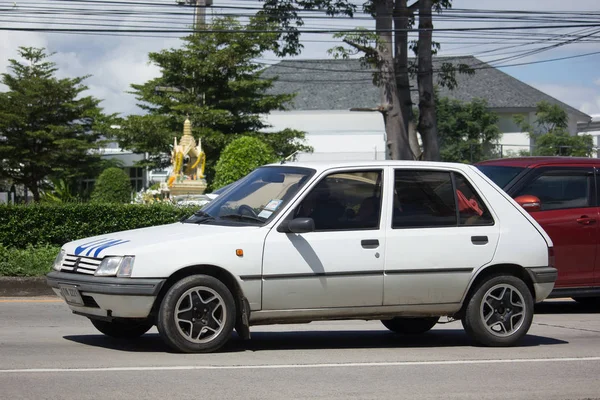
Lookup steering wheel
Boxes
[237,204,259,218]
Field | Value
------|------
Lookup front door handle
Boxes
[576,215,597,225]
[471,236,488,245]
[361,239,379,249]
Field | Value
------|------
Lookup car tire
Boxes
[157,274,236,353]
[462,275,534,347]
[572,297,600,306]
[381,317,439,334]
[90,319,153,339]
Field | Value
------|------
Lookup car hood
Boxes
[61,222,259,258]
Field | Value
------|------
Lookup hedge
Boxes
[0,203,198,249]
[0,245,60,276]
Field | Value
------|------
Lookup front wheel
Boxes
[90,319,153,339]
[157,275,236,353]
[462,275,533,347]
[381,317,439,334]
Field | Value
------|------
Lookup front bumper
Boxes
[46,271,166,320]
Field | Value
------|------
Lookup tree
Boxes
[259,0,471,160]
[514,101,593,157]
[116,16,310,182]
[213,136,277,189]
[436,98,501,163]
[0,47,114,202]
[90,168,132,204]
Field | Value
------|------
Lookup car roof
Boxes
[476,156,600,168]
[267,160,474,174]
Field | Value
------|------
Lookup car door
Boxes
[261,169,387,310]
[512,166,598,288]
[383,168,500,305]
[596,168,600,287]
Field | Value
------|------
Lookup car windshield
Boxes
[183,166,315,226]
[476,165,525,188]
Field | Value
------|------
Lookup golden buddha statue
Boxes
[167,117,207,195]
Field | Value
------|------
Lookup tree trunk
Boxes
[29,182,40,202]
[417,0,440,161]
[394,0,419,159]
[375,0,413,160]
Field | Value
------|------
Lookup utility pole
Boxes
[177,0,212,30]
[193,0,212,30]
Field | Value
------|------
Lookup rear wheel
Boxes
[381,317,439,334]
[157,275,236,353]
[462,275,533,347]
[90,319,153,339]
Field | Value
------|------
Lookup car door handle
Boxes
[361,239,379,249]
[576,216,596,225]
[471,236,488,245]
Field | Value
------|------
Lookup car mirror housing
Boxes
[514,195,541,213]
[278,218,315,234]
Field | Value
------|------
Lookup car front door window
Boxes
[296,171,383,230]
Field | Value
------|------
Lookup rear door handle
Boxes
[361,239,379,249]
[576,216,596,225]
[471,236,488,245]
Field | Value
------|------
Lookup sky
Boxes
[1,0,600,118]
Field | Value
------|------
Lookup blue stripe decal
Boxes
[74,238,113,256]
[91,239,130,257]
[74,238,130,257]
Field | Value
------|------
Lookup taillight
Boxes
[548,247,555,268]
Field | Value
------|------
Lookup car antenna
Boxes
[281,150,299,165]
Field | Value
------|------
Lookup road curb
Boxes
[0,277,54,297]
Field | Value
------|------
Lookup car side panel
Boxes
[382,166,500,305]
[468,168,550,268]
[131,228,267,311]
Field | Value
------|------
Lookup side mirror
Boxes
[277,218,315,234]
[514,195,541,213]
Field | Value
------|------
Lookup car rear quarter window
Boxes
[454,173,495,226]
[476,165,525,188]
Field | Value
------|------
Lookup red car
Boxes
[476,157,600,304]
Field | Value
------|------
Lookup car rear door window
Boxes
[393,170,457,228]
[514,170,594,211]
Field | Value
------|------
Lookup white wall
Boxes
[262,109,593,162]
[263,110,387,161]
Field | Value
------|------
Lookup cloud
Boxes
[531,82,600,116]
[2,0,600,118]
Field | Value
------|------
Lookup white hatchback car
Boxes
[47,161,557,352]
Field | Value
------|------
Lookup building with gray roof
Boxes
[261,56,591,161]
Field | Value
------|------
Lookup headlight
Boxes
[53,249,66,271]
[95,256,135,277]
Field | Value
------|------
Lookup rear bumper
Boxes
[46,271,166,319]
[526,267,558,284]
[526,267,558,302]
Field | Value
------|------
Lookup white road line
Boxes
[2,357,600,374]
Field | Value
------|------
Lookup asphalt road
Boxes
[1,298,599,400]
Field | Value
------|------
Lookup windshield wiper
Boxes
[219,213,265,224]
[182,210,215,224]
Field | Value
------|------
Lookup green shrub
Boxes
[0,203,198,248]
[0,244,60,276]
[91,167,132,204]
[213,136,277,189]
